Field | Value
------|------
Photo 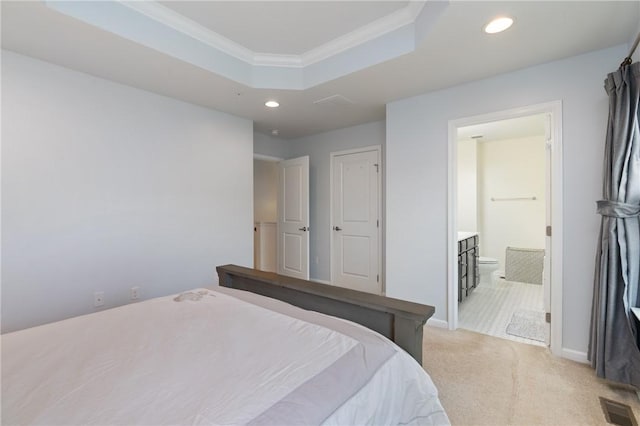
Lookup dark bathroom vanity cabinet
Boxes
[458,234,479,303]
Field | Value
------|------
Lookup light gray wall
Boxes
[2,51,254,333]
[254,132,292,159]
[386,44,626,356]
[632,6,640,63]
[288,121,386,282]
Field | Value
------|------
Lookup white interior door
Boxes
[277,156,309,279]
[331,148,381,294]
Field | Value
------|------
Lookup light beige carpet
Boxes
[423,326,640,425]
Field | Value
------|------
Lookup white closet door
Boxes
[331,149,381,294]
[277,156,309,280]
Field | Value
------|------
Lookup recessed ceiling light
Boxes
[265,100,279,108]
[484,16,514,34]
[271,129,279,136]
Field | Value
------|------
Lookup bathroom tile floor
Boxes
[458,278,547,347]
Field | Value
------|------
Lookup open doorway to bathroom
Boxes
[457,114,548,346]
[447,102,563,355]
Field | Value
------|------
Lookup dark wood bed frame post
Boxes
[216,265,435,365]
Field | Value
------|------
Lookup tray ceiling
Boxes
[2,1,639,139]
[158,1,408,55]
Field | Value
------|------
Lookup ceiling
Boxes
[2,1,639,140]
[157,1,408,55]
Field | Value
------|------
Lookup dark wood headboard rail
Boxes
[216,265,435,364]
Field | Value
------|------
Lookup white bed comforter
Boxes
[2,287,449,425]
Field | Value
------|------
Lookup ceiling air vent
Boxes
[313,94,355,108]
[600,397,637,426]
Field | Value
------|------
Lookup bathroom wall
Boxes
[457,139,478,232]
[477,135,546,270]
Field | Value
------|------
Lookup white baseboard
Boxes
[426,318,449,329]
[561,348,589,364]
[310,278,331,285]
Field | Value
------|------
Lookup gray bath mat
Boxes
[506,309,548,342]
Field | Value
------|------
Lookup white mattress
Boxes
[2,287,449,425]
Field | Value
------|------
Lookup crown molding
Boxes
[121,0,426,68]
[300,2,425,66]
[47,0,445,90]
[253,53,304,68]
[120,0,255,64]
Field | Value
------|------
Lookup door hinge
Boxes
[545,312,551,323]
[377,219,379,228]
[546,226,552,237]
[377,274,379,282]
[374,163,379,173]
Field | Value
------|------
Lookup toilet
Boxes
[478,257,499,285]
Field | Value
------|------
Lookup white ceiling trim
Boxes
[45,0,445,90]
[299,2,425,67]
[122,0,425,69]
[253,53,304,68]
[121,1,256,64]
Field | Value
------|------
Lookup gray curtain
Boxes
[589,62,640,387]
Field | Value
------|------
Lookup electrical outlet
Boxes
[130,286,140,300]
[94,291,104,307]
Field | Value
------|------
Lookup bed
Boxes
[2,265,450,425]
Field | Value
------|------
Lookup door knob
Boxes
[299,227,308,232]
[333,226,342,231]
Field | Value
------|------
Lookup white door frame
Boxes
[447,101,563,357]
[330,145,383,292]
